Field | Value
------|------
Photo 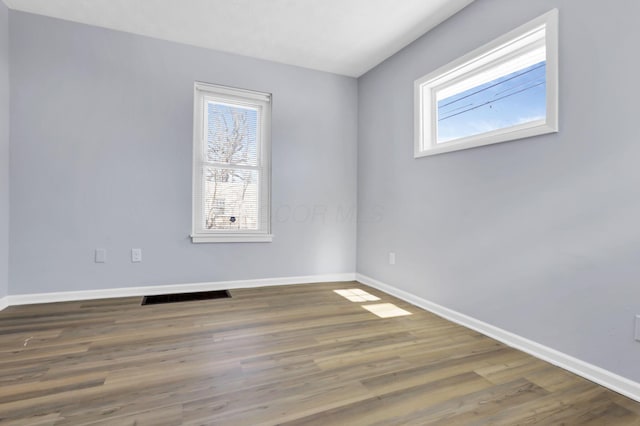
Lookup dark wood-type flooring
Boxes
[1,282,639,425]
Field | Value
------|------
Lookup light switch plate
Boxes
[635,315,640,342]
[95,248,106,263]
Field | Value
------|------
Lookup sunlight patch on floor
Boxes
[334,289,381,302]
[362,303,412,318]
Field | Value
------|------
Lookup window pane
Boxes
[206,102,258,166]
[203,167,259,230]
[436,60,546,143]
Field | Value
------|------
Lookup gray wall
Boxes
[0,2,8,299]
[9,11,357,294]
[358,0,640,381]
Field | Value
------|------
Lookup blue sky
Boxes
[437,61,546,143]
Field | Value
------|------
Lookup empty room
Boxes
[1,0,640,424]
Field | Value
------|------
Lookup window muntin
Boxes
[192,83,272,243]
[415,9,558,157]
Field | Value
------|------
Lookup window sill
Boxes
[415,120,557,158]
[190,234,274,243]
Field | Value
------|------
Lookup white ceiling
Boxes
[3,0,474,77]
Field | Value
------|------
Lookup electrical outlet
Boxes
[635,315,640,342]
[131,248,142,263]
[95,248,106,263]
[389,252,396,265]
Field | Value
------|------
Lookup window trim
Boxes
[191,82,272,243]
[414,9,558,158]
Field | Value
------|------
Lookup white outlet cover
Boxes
[95,248,106,263]
[635,315,640,342]
[131,248,142,262]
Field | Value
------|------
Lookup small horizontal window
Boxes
[415,9,558,157]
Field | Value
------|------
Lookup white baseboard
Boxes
[356,273,640,403]
[4,273,357,307]
[4,271,639,403]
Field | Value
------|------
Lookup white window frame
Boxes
[191,82,272,243]
[414,9,558,158]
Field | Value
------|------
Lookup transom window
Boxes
[415,9,558,157]
[192,82,272,243]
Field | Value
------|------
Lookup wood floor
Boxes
[1,282,639,425]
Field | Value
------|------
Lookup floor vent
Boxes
[141,290,231,305]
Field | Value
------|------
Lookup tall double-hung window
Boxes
[192,82,272,243]
[415,9,558,157]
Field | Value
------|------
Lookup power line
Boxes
[438,81,545,121]
[494,78,544,97]
[439,63,545,110]
[441,102,473,114]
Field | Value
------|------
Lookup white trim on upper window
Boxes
[414,9,559,157]
[191,82,272,243]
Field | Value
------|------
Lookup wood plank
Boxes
[0,281,637,424]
